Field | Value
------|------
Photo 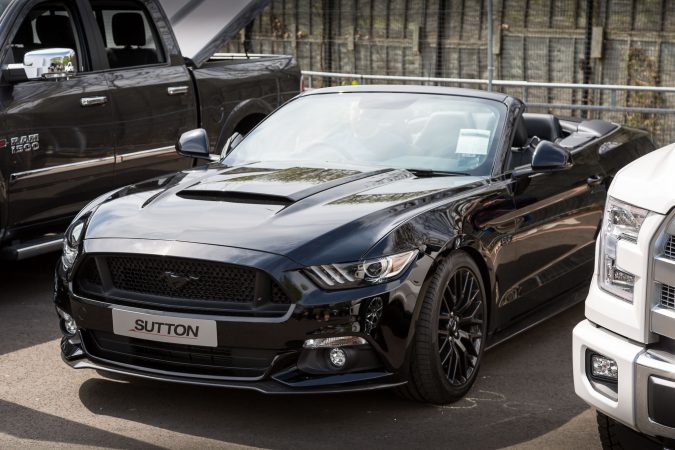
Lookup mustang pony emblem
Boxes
[161,272,199,290]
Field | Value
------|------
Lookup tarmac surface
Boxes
[0,254,602,449]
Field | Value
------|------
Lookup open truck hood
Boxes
[158,0,270,68]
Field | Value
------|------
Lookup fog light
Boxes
[591,354,618,380]
[329,348,347,368]
[303,336,367,349]
[58,310,78,335]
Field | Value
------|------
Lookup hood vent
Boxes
[176,190,293,206]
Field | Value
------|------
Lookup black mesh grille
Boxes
[106,255,257,303]
[84,330,277,378]
[74,255,292,315]
[661,283,675,310]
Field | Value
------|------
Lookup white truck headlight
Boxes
[305,250,418,290]
[598,197,648,302]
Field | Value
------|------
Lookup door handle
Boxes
[167,85,189,96]
[80,96,108,107]
[587,174,605,186]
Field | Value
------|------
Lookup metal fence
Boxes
[222,0,675,146]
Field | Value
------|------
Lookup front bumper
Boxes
[55,239,432,393]
[573,319,675,440]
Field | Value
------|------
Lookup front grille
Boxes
[83,330,278,378]
[661,283,675,309]
[74,254,292,316]
[106,255,257,303]
[664,235,675,260]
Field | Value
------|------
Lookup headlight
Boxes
[598,197,648,302]
[305,250,418,290]
[62,216,87,271]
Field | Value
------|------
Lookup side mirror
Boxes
[221,132,244,158]
[176,128,213,160]
[23,48,77,80]
[513,140,572,179]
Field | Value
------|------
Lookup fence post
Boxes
[487,0,494,92]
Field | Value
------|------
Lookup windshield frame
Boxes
[223,90,509,177]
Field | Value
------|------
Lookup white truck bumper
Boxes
[573,319,675,439]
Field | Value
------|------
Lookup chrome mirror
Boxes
[23,48,76,80]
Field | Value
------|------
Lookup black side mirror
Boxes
[513,140,572,178]
[221,132,244,158]
[176,128,212,160]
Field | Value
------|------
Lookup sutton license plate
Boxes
[112,309,217,347]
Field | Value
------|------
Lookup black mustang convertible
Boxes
[54,86,653,403]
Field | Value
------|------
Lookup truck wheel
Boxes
[596,412,662,450]
[398,251,487,404]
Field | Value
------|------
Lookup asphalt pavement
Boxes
[0,254,601,449]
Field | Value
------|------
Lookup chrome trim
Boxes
[115,146,175,163]
[167,85,189,96]
[80,96,108,107]
[635,350,675,438]
[9,156,115,183]
[651,307,675,340]
[653,257,675,286]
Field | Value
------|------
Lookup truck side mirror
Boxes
[23,48,77,80]
[176,128,213,160]
[221,132,244,158]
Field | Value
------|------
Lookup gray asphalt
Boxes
[0,254,600,449]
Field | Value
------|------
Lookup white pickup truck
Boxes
[573,143,675,448]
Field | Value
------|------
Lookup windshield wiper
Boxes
[406,169,471,177]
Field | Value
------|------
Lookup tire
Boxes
[596,412,663,450]
[400,250,487,404]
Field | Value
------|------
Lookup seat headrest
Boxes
[511,116,529,148]
[522,113,563,142]
[36,15,75,49]
[112,12,146,47]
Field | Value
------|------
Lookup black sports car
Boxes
[54,85,654,403]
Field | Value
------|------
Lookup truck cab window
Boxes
[7,2,85,70]
[91,1,166,69]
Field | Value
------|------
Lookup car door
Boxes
[496,114,607,328]
[89,0,198,187]
[2,0,116,231]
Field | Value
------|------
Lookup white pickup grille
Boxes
[664,235,675,260]
[661,283,675,310]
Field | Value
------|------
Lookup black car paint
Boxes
[0,0,300,256]
[54,86,655,393]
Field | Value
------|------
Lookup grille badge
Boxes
[161,271,199,291]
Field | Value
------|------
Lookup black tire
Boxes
[596,412,663,450]
[399,251,487,404]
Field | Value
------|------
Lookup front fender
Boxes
[214,98,274,153]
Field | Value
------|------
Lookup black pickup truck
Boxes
[0,0,300,259]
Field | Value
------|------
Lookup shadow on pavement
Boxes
[0,399,166,450]
[76,304,591,450]
[0,254,61,356]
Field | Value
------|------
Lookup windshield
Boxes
[224,92,506,175]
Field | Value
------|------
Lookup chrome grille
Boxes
[661,283,675,310]
[664,235,675,260]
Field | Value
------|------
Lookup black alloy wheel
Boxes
[397,250,487,404]
[437,267,484,386]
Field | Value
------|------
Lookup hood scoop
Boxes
[176,190,293,206]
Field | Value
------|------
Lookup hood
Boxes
[609,143,675,214]
[159,0,269,68]
[86,162,485,265]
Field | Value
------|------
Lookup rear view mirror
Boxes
[23,48,77,80]
[176,128,213,160]
[513,140,572,179]
[221,132,244,158]
[531,140,572,172]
